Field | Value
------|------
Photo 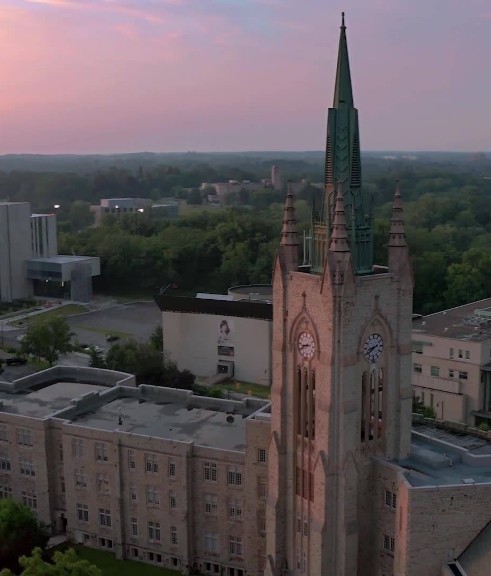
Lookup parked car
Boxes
[6,357,27,366]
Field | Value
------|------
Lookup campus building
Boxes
[156,286,273,384]
[0,202,100,303]
[412,298,491,426]
[2,14,491,576]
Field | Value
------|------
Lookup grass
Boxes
[29,358,51,371]
[10,304,88,326]
[212,379,271,399]
[73,545,180,576]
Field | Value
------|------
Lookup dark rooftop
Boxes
[412,297,491,341]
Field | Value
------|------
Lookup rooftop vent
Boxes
[226,415,235,424]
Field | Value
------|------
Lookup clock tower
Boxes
[265,15,413,576]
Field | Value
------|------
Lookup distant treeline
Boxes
[2,152,491,314]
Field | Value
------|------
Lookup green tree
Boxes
[21,316,72,366]
[149,325,163,352]
[0,547,102,576]
[0,500,49,572]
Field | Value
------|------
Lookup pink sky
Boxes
[0,0,490,153]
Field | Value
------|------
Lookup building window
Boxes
[130,483,137,501]
[128,449,136,469]
[459,371,468,380]
[204,493,218,516]
[145,485,160,506]
[60,475,65,494]
[22,490,38,510]
[95,442,108,462]
[72,439,84,458]
[168,458,176,478]
[257,476,267,499]
[131,517,138,537]
[17,428,33,447]
[0,426,8,443]
[148,521,161,542]
[0,485,12,499]
[458,349,463,359]
[303,515,309,537]
[204,461,217,482]
[228,499,242,520]
[74,469,87,489]
[449,369,455,378]
[98,508,112,528]
[96,473,110,494]
[169,490,177,509]
[430,366,440,377]
[19,457,35,477]
[258,449,267,464]
[148,552,162,563]
[229,536,243,557]
[466,351,470,360]
[257,510,266,534]
[58,443,64,462]
[383,534,395,553]
[413,363,422,374]
[131,548,139,558]
[76,503,89,522]
[204,531,219,553]
[145,453,158,474]
[450,348,454,359]
[98,538,113,549]
[0,454,11,472]
[227,466,242,486]
[170,525,178,545]
[385,490,397,509]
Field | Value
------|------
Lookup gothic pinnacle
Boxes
[329,182,350,253]
[388,180,407,247]
[280,181,299,248]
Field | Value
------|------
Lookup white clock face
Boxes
[363,333,384,363]
[298,332,315,359]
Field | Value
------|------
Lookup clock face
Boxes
[363,333,384,363]
[298,332,315,359]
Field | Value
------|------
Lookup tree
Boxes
[21,316,72,366]
[0,547,102,576]
[0,500,49,572]
[149,325,163,352]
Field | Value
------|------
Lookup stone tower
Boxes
[266,14,413,576]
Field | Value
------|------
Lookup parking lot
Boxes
[67,301,161,353]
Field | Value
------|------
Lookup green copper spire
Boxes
[333,12,353,108]
[312,13,373,275]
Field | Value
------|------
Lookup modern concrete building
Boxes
[0,202,33,302]
[0,202,100,302]
[412,298,491,426]
[156,286,272,384]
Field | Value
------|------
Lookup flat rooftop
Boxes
[70,395,249,452]
[0,382,106,419]
[401,424,491,487]
[413,297,491,341]
[28,255,98,265]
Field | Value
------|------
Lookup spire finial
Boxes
[341,12,345,29]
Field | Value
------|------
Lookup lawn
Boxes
[73,545,180,576]
[10,304,88,326]
[213,379,271,399]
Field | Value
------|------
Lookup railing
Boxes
[412,412,491,441]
